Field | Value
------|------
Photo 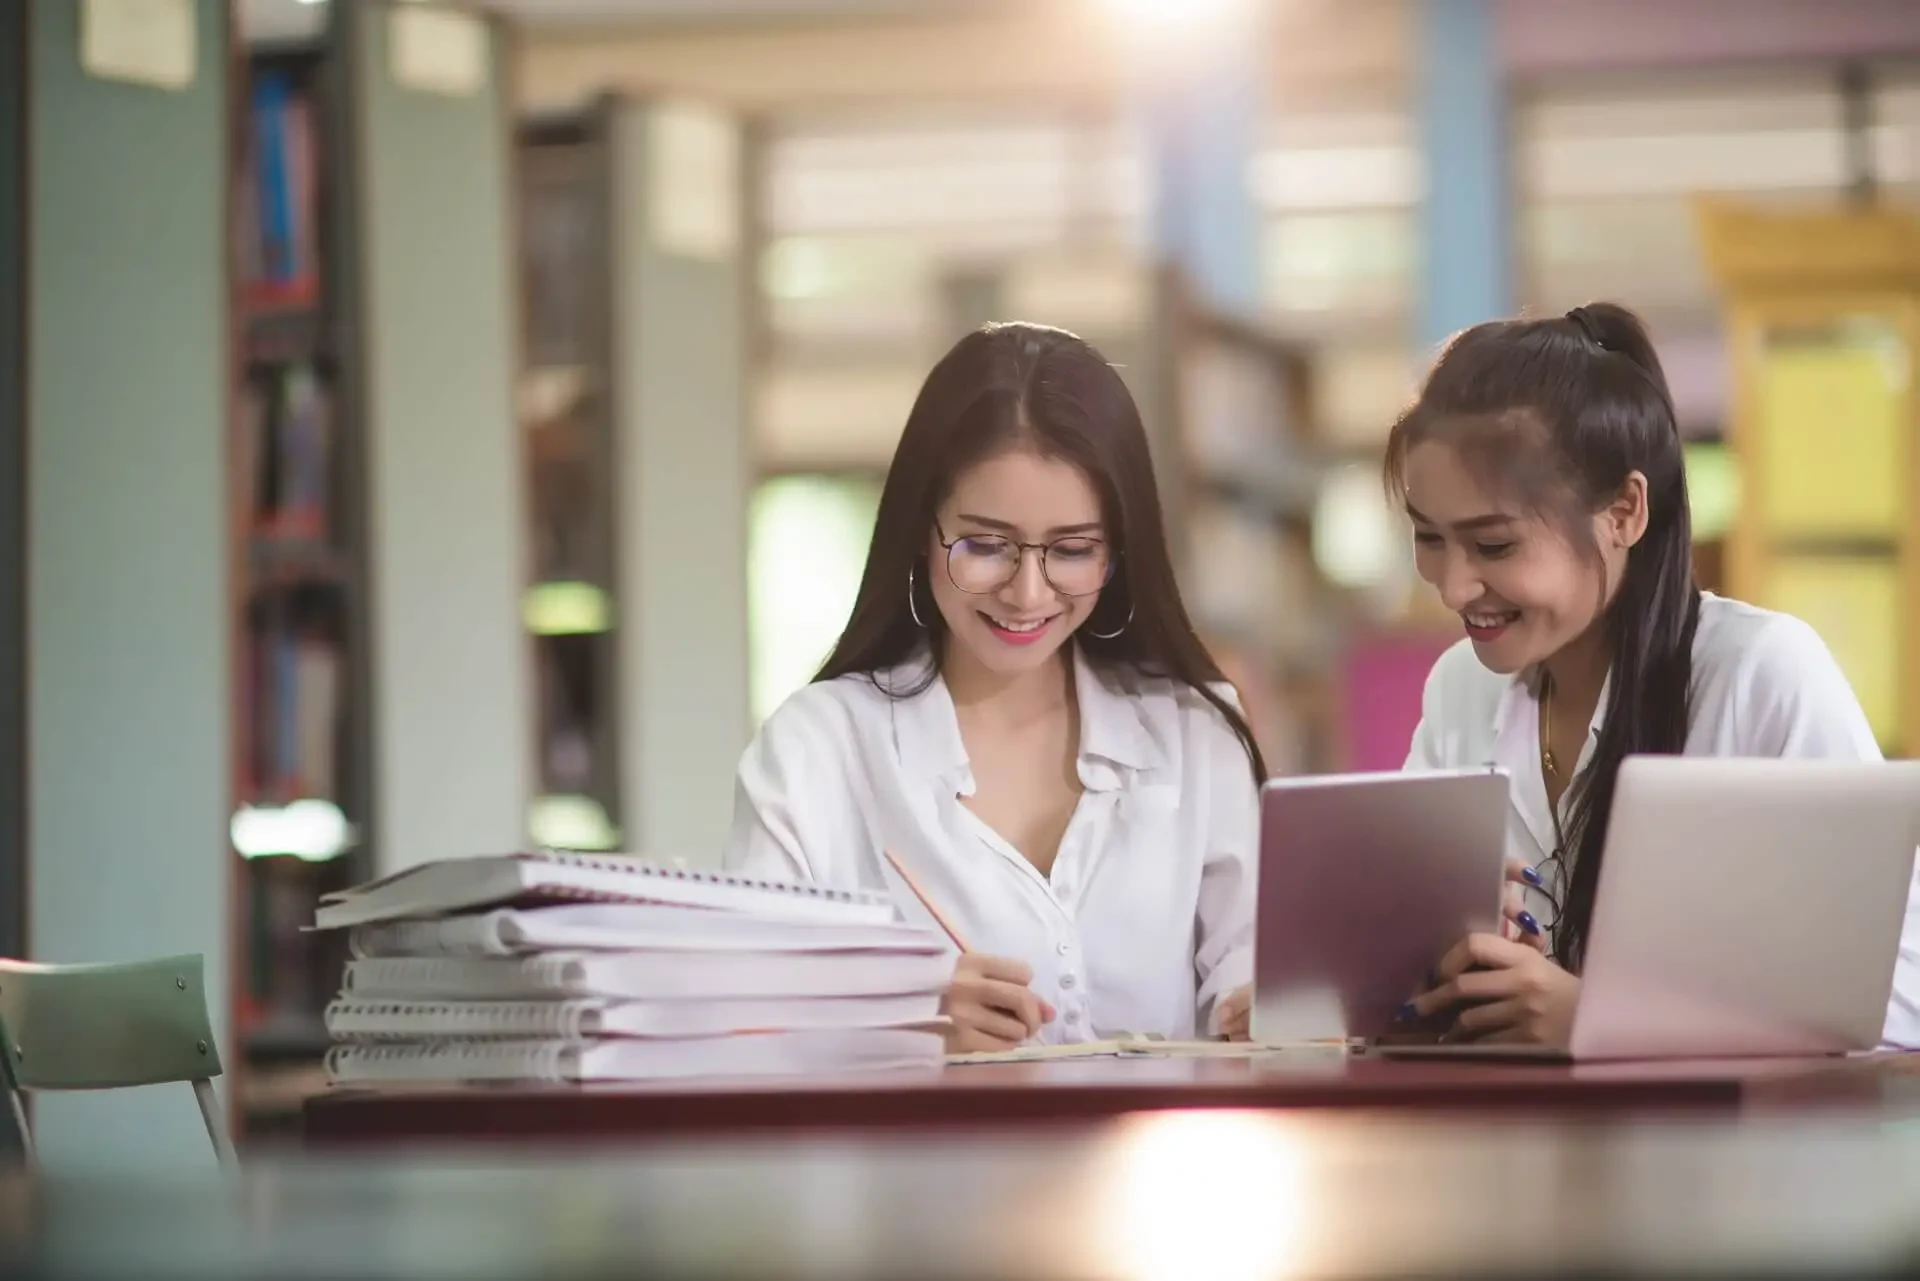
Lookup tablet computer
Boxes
[1252,769,1510,1044]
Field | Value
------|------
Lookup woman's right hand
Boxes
[940,953,1055,1052]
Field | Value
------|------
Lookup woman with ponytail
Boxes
[1389,301,1920,1050]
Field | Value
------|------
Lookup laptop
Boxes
[1251,769,1511,1044]
[1376,756,1920,1062]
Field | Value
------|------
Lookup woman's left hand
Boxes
[1501,858,1548,953]
[1215,983,1253,1041]
[1408,933,1581,1048]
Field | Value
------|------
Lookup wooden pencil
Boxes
[882,849,971,952]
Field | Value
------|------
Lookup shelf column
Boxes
[343,1,534,873]
[1132,6,1267,320]
[11,0,232,1168]
[606,96,751,864]
[1416,0,1512,348]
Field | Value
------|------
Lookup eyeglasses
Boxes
[1526,848,1566,935]
[936,523,1115,597]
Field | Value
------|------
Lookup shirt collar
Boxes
[1072,648,1162,789]
[1488,663,1611,860]
[883,651,966,783]
[888,644,1162,793]
[1489,664,1611,740]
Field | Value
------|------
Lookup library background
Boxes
[5,0,1920,1157]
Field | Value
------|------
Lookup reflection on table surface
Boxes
[314,1047,1920,1094]
[9,1110,1920,1278]
[304,1050,1920,1150]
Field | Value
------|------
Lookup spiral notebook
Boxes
[324,1028,946,1084]
[346,902,937,959]
[314,850,897,930]
[340,948,953,1002]
[325,992,945,1041]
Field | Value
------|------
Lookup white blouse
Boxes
[723,647,1260,1042]
[1403,592,1920,1048]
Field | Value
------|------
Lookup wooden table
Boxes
[303,1048,1920,1149]
[21,1109,1920,1278]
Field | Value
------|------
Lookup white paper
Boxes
[647,102,741,263]
[389,5,489,99]
[80,0,196,92]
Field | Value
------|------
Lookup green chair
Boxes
[0,953,235,1168]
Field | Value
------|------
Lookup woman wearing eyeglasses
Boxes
[1392,301,1919,1050]
[723,322,1266,1053]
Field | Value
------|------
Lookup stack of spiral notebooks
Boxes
[311,851,950,1085]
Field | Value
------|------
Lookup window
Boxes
[748,473,883,725]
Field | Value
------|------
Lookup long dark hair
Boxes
[1383,302,1700,969]
[815,322,1266,784]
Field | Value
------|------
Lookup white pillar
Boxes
[349,3,533,872]
[609,98,751,864]
[1417,0,1512,346]
[21,0,231,1169]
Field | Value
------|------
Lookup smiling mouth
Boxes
[980,612,1059,645]
[1462,609,1520,637]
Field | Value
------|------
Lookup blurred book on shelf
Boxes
[518,118,624,849]
[241,66,321,309]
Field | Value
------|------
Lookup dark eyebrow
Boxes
[1404,503,1513,533]
[953,514,1104,538]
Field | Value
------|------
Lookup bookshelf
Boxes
[224,0,532,1139]
[227,37,371,1141]
[510,93,748,863]
[1155,272,1343,776]
[517,106,623,852]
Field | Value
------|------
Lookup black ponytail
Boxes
[1385,301,1701,970]
[1551,304,1700,969]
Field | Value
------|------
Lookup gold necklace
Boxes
[1540,672,1571,869]
[1540,673,1560,782]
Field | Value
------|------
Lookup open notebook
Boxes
[946,1036,1357,1064]
[325,1028,946,1084]
[314,851,897,930]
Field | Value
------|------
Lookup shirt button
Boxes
[1056,941,1073,956]
[1065,1009,1082,1025]
[1060,973,1078,990]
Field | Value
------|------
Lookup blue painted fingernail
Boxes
[1518,910,1541,936]
[1522,866,1544,887]
[1396,1002,1417,1022]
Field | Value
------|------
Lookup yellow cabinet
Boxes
[1696,199,1920,755]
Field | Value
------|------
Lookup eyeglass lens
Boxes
[945,534,1112,597]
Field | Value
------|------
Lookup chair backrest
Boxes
[0,954,223,1090]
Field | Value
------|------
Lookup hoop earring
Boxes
[908,564,926,629]
[1086,603,1133,640]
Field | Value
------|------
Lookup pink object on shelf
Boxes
[1341,633,1454,773]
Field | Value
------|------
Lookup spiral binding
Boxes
[526,848,889,907]
[341,954,582,999]
[348,913,505,960]
[324,997,598,1041]
[325,1038,579,1083]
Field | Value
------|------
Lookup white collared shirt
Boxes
[1403,591,1920,1048]
[723,647,1259,1042]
